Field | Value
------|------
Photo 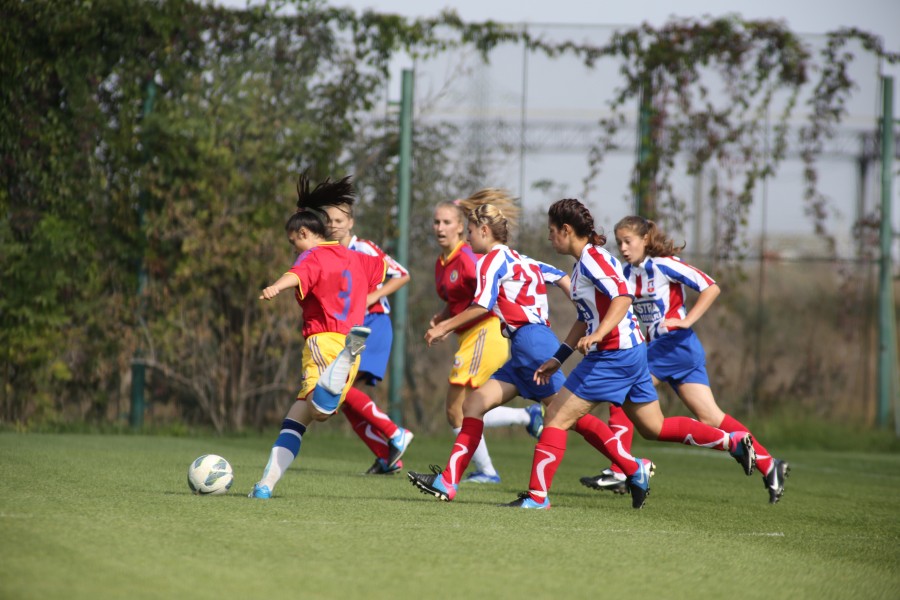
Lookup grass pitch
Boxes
[1,430,898,599]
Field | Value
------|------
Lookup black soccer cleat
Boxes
[763,459,790,504]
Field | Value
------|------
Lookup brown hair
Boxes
[547,198,606,246]
[458,188,520,244]
[614,215,685,257]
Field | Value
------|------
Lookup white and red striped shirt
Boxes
[348,235,409,315]
[570,244,644,351]
[472,245,563,336]
[624,255,716,341]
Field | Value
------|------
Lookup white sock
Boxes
[453,426,497,476]
[259,446,296,490]
[319,348,354,394]
[483,406,529,428]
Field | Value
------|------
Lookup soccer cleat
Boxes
[498,492,550,509]
[626,458,652,509]
[345,325,371,357]
[729,432,757,476]
[248,483,271,499]
[579,468,628,493]
[763,458,790,504]
[408,465,457,501]
[462,471,501,484]
[364,458,401,475]
[525,403,545,439]
[386,428,414,469]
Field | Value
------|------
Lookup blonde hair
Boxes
[458,188,519,244]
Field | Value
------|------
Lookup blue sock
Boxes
[260,419,307,489]
[274,418,307,456]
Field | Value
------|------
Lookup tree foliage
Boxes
[1,2,896,430]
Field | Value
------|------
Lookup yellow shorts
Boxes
[449,316,509,388]
[298,332,360,408]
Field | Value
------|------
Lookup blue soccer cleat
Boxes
[387,428,414,469]
[248,483,271,499]
[499,492,550,509]
[626,457,653,509]
[462,471,501,484]
[525,403,545,439]
[729,432,757,476]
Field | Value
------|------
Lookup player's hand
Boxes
[533,359,561,385]
[575,334,599,354]
[259,286,280,300]
[662,318,685,331]
[425,325,450,347]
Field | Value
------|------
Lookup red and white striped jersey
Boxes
[472,244,563,337]
[348,235,409,315]
[570,244,644,351]
[623,255,715,341]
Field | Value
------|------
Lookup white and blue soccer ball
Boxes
[187,454,234,495]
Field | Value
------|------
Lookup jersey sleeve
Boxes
[357,239,409,280]
[582,248,631,300]
[655,256,715,293]
[287,249,320,299]
[527,257,566,286]
[361,252,388,292]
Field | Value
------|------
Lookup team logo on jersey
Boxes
[450,269,459,283]
[453,355,463,368]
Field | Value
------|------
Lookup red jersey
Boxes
[287,241,386,337]
[434,241,491,333]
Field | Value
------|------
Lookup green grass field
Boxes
[1,430,898,599]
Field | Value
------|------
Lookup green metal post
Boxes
[388,69,413,425]
[634,79,654,218]
[131,79,156,429]
[877,76,898,429]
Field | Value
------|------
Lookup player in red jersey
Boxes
[324,200,415,475]
[429,199,544,484]
[248,175,387,499]
[580,215,789,503]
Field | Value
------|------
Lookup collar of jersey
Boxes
[441,240,467,265]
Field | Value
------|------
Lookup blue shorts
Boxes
[647,328,710,388]
[491,324,565,401]
[564,345,657,405]
[356,312,393,386]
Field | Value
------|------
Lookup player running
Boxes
[429,199,544,484]
[500,198,756,509]
[248,174,386,499]
[324,200,415,475]
[407,190,574,502]
[579,215,789,503]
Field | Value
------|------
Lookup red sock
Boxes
[573,414,638,476]
[527,427,568,502]
[342,387,400,439]
[719,414,773,475]
[607,404,634,475]
[443,417,484,485]
[658,416,729,450]
[341,404,389,460]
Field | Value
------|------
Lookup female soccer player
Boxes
[407,190,571,501]
[501,198,756,509]
[579,215,789,503]
[248,175,387,499]
[324,200,414,475]
[429,199,544,484]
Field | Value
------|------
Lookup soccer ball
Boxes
[187,454,234,495]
